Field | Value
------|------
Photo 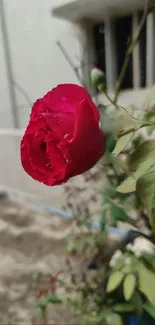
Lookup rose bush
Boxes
[20,84,105,186]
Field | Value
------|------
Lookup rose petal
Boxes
[21,134,48,183]
[65,98,105,178]
[43,84,99,122]
[21,84,105,186]
[41,111,74,140]
[30,98,48,119]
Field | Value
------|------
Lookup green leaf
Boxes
[99,308,111,320]
[105,134,117,153]
[106,313,123,325]
[147,125,155,135]
[132,135,143,150]
[103,185,131,201]
[144,109,155,122]
[36,299,47,310]
[117,176,136,193]
[127,140,155,172]
[46,294,62,304]
[138,262,155,306]
[110,204,129,222]
[109,154,128,173]
[143,84,155,110]
[123,273,136,301]
[117,140,155,194]
[142,252,155,269]
[143,302,155,319]
[123,264,133,274]
[136,165,155,232]
[66,238,77,254]
[131,292,143,316]
[144,106,155,135]
[106,270,124,293]
[103,185,117,199]
[142,108,155,134]
[112,132,134,156]
[113,303,134,313]
[115,257,126,270]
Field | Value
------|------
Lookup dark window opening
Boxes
[92,12,146,91]
[115,15,133,90]
[93,23,106,89]
[138,12,146,88]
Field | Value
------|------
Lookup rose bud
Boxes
[91,66,105,89]
[20,84,106,186]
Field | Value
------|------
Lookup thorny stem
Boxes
[12,79,33,106]
[103,90,119,110]
[56,40,85,87]
[118,122,153,138]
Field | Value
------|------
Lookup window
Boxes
[115,15,133,89]
[93,11,148,92]
[93,24,106,89]
[138,12,147,88]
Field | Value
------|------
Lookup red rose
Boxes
[20,84,105,186]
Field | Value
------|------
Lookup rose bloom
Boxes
[20,84,105,186]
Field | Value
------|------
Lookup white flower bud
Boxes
[91,67,105,88]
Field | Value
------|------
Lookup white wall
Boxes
[0,0,152,202]
[0,0,82,128]
[0,130,67,207]
[0,13,13,128]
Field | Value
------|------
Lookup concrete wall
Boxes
[0,11,13,128]
[0,86,152,203]
[0,0,154,202]
[52,0,149,22]
[0,129,66,207]
[0,0,82,128]
[0,87,151,205]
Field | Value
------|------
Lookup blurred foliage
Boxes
[34,92,155,324]
[61,86,155,324]
[33,87,155,324]
[32,57,155,325]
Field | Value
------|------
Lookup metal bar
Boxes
[0,0,19,128]
[132,13,141,88]
[146,9,155,87]
[104,20,117,92]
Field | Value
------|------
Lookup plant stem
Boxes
[41,308,48,325]
[118,122,152,138]
[56,40,85,87]
[103,90,119,110]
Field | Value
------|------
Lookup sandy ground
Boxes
[0,197,76,324]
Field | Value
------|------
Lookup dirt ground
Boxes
[1,195,154,325]
[0,197,77,324]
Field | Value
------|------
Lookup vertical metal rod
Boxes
[104,20,117,92]
[0,0,19,128]
[132,13,141,88]
[146,10,155,87]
